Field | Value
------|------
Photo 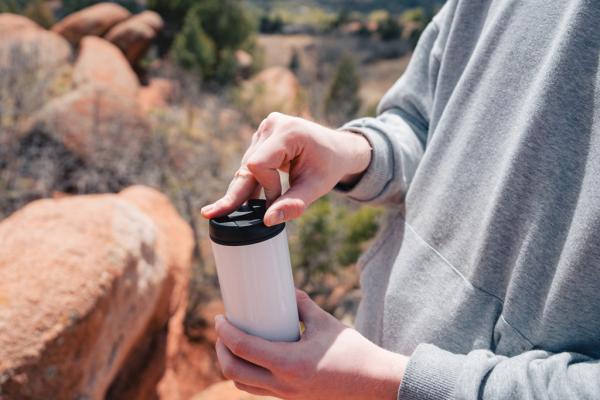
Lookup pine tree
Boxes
[324,56,361,126]
[171,10,216,79]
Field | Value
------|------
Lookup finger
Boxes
[215,339,277,389]
[233,381,278,397]
[246,137,287,207]
[215,315,289,370]
[296,289,327,329]
[263,177,319,226]
[201,167,258,218]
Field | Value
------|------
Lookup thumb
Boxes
[295,289,326,327]
[263,179,318,226]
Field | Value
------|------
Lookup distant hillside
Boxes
[247,0,445,14]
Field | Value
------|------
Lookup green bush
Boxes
[0,0,54,27]
[324,55,361,126]
[377,15,402,41]
[170,0,255,84]
[171,11,216,78]
[336,206,382,266]
[291,197,335,288]
[290,196,382,289]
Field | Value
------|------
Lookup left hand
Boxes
[214,290,408,400]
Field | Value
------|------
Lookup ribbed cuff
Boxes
[398,344,465,400]
[334,120,394,202]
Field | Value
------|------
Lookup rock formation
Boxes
[73,35,140,98]
[52,2,131,45]
[105,11,164,65]
[0,187,193,399]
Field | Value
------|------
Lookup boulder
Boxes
[105,11,164,65]
[137,77,176,112]
[106,186,195,399]
[234,49,253,79]
[52,2,131,45]
[239,66,310,124]
[193,380,279,400]
[119,185,193,312]
[0,188,192,399]
[0,13,41,35]
[73,36,140,98]
[0,15,71,70]
[23,84,148,166]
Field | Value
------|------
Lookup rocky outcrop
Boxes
[193,380,279,400]
[73,36,140,99]
[52,2,131,45]
[105,11,164,65]
[0,187,193,399]
[24,84,148,164]
[0,14,71,70]
[138,78,175,112]
[0,13,42,35]
[234,49,253,79]
[239,66,309,123]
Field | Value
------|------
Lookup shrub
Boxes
[171,11,216,79]
[259,13,284,34]
[377,15,402,41]
[289,196,382,290]
[336,206,382,266]
[170,0,255,84]
[324,55,361,126]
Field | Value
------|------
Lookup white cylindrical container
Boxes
[209,199,300,342]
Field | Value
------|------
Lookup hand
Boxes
[214,290,408,400]
[201,112,371,225]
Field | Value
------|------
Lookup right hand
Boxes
[201,112,371,226]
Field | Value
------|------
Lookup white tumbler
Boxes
[209,199,300,342]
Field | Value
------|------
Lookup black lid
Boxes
[209,199,285,246]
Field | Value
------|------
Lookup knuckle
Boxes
[245,158,264,172]
[285,200,306,219]
[267,111,282,121]
[286,357,312,381]
[221,360,238,380]
[229,336,247,356]
[234,166,253,179]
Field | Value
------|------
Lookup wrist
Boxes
[339,131,372,185]
[366,348,408,400]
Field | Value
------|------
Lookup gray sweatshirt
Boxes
[338,0,600,399]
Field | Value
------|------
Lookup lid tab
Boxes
[209,199,285,246]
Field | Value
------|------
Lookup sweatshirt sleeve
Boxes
[399,343,600,400]
[336,3,451,205]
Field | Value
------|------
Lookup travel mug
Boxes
[209,199,300,342]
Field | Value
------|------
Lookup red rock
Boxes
[137,78,176,112]
[24,84,148,164]
[0,18,71,70]
[52,2,131,45]
[107,186,195,399]
[193,380,279,400]
[0,190,181,399]
[105,11,163,65]
[134,10,164,33]
[0,13,42,35]
[234,49,253,78]
[120,185,193,313]
[73,36,140,98]
[240,66,310,123]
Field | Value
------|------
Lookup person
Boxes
[201,0,600,398]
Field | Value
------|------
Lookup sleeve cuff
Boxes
[398,344,466,400]
[334,120,395,202]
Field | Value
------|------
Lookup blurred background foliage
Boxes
[0,0,442,323]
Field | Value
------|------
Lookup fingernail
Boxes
[266,210,284,226]
[202,204,214,214]
[214,314,224,326]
